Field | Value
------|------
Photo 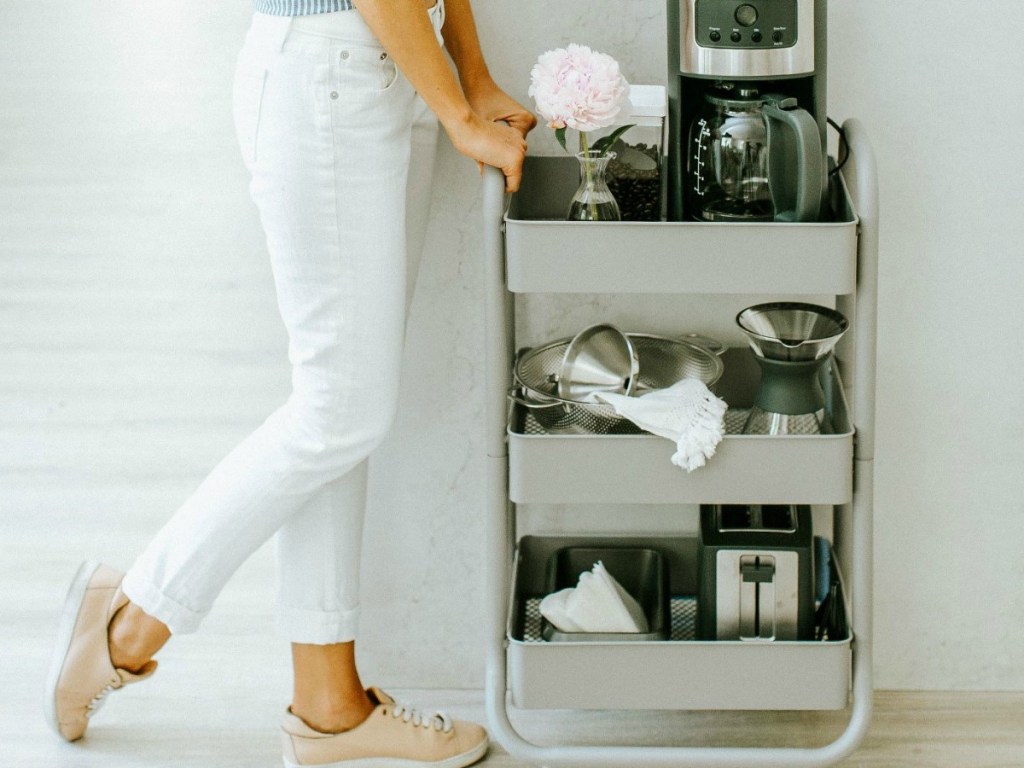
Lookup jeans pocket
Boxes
[233,51,268,165]
[331,45,400,100]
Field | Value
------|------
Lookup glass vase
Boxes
[566,150,621,221]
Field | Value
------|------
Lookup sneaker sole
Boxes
[282,737,488,768]
[43,560,102,739]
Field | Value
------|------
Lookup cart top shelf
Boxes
[505,156,859,296]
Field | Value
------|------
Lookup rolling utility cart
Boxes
[480,119,878,767]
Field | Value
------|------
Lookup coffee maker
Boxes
[667,0,829,221]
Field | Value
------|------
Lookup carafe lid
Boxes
[621,84,666,127]
[706,83,762,109]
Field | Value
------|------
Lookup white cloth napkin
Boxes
[587,377,728,471]
[539,561,648,634]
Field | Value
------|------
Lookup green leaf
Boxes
[591,124,635,156]
[555,126,567,152]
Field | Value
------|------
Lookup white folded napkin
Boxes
[539,561,648,634]
[587,377,727,472]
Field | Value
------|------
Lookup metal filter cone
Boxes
[736,303,849,362]
[557,323,639,401]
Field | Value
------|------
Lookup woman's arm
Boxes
[440,0,538,138]
[352,0,527,191]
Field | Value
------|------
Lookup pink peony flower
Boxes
[528,44,630,133]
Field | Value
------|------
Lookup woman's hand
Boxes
[444,111,527,193]
[351,0,528,188]
[451,76,536,192]
[464,77,538,139]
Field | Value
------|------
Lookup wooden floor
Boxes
[5,663,1024,768]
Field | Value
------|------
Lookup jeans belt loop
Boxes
[274,15,295,53]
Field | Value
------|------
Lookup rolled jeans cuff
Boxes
[121,571,207,636]
[276,604,360,645]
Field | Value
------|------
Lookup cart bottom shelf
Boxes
[508,535,853,711]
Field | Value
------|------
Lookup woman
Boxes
[44,1,535,766]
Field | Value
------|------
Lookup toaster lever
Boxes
[742,560,776,583]
[739,555,776,640]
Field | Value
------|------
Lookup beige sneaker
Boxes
[44,561,157,741]
[281,687,488,768]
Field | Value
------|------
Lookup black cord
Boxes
[814,554,847,641]
[827,117,849,177]
[827,117,849,176]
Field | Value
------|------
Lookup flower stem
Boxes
[578,131,597,221]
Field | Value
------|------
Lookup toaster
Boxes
[697,504,814,641]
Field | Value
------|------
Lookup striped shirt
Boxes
[253,0,353,14]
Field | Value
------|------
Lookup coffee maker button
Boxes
[730,31,742,43]
[709,29,721,42]
[772,30,784,43]
[751,30,763,42]
[735,4,758,26]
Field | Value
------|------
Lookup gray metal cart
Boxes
[481,119,878,767]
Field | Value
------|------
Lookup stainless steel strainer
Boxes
[510,333,724,435]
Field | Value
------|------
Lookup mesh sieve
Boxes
[512,334,724,435]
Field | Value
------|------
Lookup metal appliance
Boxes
[667,0,829,221]
[737,301,848,434]
[697,504,815,641]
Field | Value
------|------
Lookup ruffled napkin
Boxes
[540,561,648,634]
[587,377,728,471]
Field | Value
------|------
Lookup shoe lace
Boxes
[390,699,453,733]
[85,679,119,718]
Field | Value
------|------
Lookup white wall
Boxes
[826,1,1024,689]
[4,1,1022,692]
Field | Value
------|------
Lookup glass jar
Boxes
[590,85,666,222]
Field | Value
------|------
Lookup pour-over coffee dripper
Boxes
[736,303,849,435]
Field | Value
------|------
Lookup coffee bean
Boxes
[607,143,662,221]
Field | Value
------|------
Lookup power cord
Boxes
[827,117,849,177]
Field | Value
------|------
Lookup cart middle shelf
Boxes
[508,349,854,506]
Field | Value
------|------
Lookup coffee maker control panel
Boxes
[677,0,816,78]
[695,0,799,49]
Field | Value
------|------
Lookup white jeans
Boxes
[122,1,445,644]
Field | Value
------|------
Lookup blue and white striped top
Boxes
[253,0,354,14]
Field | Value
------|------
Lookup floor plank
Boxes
[5,670,1024,768]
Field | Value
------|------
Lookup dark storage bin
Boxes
[542,546,670,642]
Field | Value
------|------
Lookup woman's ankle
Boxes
[291,690,375,734]
[107,602,170,673]
[290,640,374,733]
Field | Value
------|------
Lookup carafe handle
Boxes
[762,96,824,222]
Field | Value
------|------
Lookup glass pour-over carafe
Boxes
[737,303,849,435]
[687,84,824,223]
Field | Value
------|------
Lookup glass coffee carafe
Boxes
[687,84,824,223]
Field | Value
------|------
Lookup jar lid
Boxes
[621,84,666,127]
